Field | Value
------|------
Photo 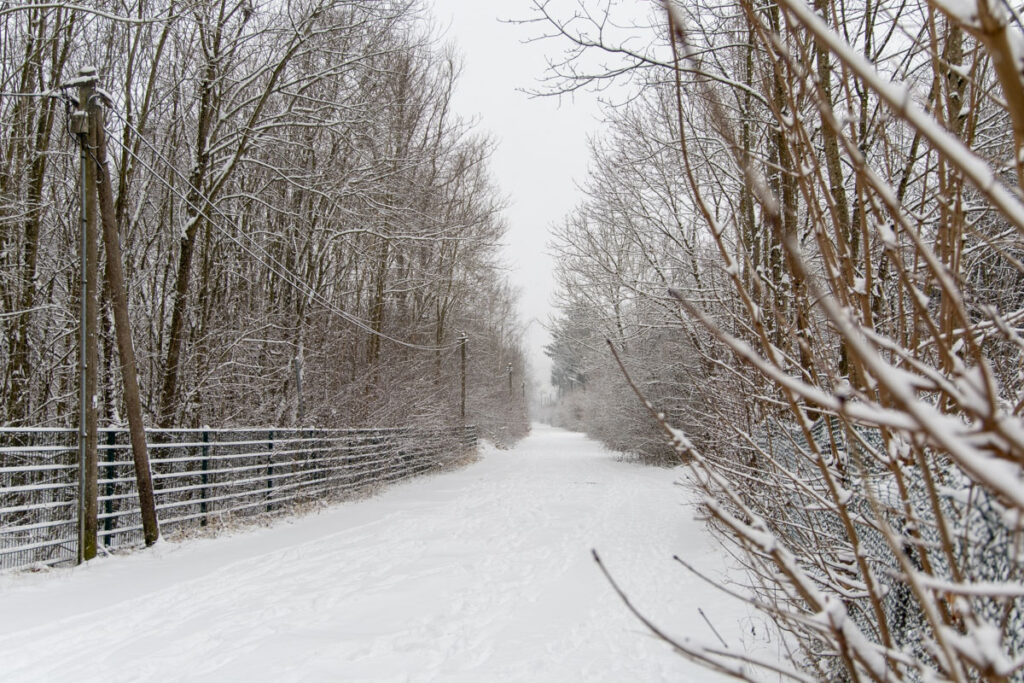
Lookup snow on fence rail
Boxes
[0,424,477,571]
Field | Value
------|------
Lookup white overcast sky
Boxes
[427,0,606,395]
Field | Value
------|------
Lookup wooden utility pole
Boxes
[90,88,159,547]
[459,335,467,423]
[74,67,99,562]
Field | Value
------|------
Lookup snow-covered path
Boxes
[0,425,765,682]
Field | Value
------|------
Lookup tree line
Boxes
[0,0,528,442]
[539,0,1024,678]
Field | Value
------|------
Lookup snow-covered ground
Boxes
[0,424,773,682]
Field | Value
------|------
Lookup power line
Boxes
[0,4,176,24]
[104,106,459,353]
[0,91,61,98]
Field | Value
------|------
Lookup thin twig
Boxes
[592,549,814,682]
[699,607,730,649]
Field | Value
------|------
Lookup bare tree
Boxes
[0,0,529,446]
[542,0,1024,678]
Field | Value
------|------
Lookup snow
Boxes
[667,425,694,453]
[0,425,767,682]
[929,0,980,27]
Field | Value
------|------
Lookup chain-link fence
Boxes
[756,418,1024,680]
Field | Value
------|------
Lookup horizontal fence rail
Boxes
[0,424,477,571]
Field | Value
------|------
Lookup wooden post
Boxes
[76,68,99,563]
[90,86,160,547]
[459,335,467,424]
[72,78,89,566]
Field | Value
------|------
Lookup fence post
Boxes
[200,428,210,526]
[266,429,274,513]
[319,429,328,482]
[301,426,309,488]
[103,430,116,546]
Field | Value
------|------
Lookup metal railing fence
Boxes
[1,424,477,571]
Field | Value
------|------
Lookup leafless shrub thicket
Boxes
[0,1,528,443]
[540,0,1024,678]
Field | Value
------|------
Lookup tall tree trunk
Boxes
[366,237,389,367]
[5,9,71,424]
[157,43,218,427]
